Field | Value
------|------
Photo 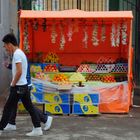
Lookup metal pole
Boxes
[137,0,140,85]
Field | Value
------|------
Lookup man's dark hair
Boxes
[2,33,18,46]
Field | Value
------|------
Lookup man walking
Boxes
[0,33,43,136]
[4,58,53,132]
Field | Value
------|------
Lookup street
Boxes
[0,107,140,140]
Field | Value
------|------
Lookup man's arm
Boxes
[11,62,22,87]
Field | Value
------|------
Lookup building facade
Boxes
[0,0,18,94]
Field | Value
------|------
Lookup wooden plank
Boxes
[64,0,69,10]
[98,0,102,11]
[87,0,90,11]
[90,0,94,11]
[69,0,73,9]
[88,0,90,11]
[102,0,105,11]
[77,0,81,9]
[59,0,63,10]
[93,0,98,11]
[48,0,52,10]
[81,0,85,10]
[73,0,77,9]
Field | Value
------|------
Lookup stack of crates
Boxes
[18,81,99,115]
[72,92,99,115]
[44,92,70,115]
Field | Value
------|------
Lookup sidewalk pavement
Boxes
[0,107,140,140]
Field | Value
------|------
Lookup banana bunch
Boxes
[44,52,59,63]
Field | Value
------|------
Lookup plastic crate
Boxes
[44,93,70,104]
[73,93,99,105]
[44,103,70,114]
[111,63,128,73]
[94,64,115,73]
[72,103,99,115]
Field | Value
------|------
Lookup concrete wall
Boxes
[0,0,17,94]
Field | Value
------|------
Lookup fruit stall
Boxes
[19,9,133,114]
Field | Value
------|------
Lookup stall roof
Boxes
[20,9,133,19]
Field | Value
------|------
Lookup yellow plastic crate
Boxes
[72,103,99,115]
[44,93,69,104]
[73,93,99,105]
[44,103,70,114]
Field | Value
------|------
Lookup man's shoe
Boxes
[26,127,43,136]
[44,116,53,131]
[4,123,16,131]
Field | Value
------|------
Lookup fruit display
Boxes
[43,64,59,72]
[95,64,115,73]
[86,74,100,81]
[69,73,86,83]
[44,52,59,63]
[30,65,42,73]
[111,63,128,73]
[35,72,50,81]
[100,74,116,83]
[52,74,69,83]
[77,64,93,73]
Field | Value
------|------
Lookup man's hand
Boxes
[3,61,9,68]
